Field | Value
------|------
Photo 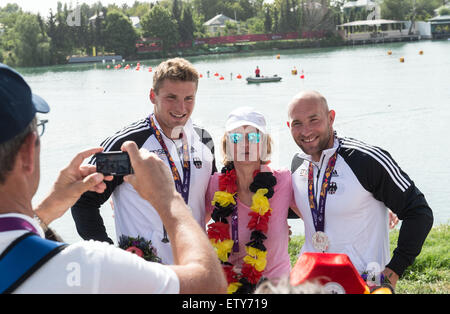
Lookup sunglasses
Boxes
[228,132,261,144]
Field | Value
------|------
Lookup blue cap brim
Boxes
[32,93,50,113]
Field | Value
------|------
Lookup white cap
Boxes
[225,106,267,133]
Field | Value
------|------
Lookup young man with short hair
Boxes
[72,58,216,264]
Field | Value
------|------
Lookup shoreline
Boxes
[16,36,448,71]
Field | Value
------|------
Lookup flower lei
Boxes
[207,164,277,294]
[118,235,162,263]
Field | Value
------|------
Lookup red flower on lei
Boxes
[241,263,264,285]
[223,265,239,283]
[247,211,272,234]
[219,169,237,193]
[207,222,230,241]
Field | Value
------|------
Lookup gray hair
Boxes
[0,117,37,184]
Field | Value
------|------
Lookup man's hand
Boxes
[35,147,113,225]
[121,141,178,210]
[388,210,399,229]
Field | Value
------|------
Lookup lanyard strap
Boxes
[307,150,338,232]
[149,114,191,203]
[149,115,191,243]
[0,217,39,235]
[231,198,239,252]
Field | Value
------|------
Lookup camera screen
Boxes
[96,152,132,175]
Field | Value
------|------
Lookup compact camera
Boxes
[95,151,133,176]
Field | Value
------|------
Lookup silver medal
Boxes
[312,231,329,252]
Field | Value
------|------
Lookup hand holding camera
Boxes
[95,151,133,176]
[35,147,113,225]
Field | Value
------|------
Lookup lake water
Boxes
[21,39,450,244]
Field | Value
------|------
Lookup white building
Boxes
[203,14,237,35]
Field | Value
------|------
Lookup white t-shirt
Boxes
[0,213,179,294]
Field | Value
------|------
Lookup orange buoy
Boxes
[219,76,224,80]
[214,72,219,77]
[236,74,242,79]
[199,74,203,78]
[399,57,404,63]
[419,50,423,55]
[387,51,392,55]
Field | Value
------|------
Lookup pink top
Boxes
[205,167,293,280]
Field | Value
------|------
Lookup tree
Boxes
[299,0,336,33]
[141,5,179,53]
[381,0,413,20]
[246,17,265,34]
[172,0,182,23]
[8,13,51,66]
[264,5,272,33]
[46,3,75,63]
[180,5,195,42]
[103,10,137,57]
[193,0,220,21]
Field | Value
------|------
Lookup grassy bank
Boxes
[288,224,449,294]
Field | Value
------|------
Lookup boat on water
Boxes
[246,75,282,83]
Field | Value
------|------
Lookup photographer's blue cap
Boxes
[0,63,50,144]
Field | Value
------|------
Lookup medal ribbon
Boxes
[0,217,39,235]
[231,199,239,252]
[307,150,338,233]
[149,115,191,242]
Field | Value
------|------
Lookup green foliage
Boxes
[381,0,443,21]
[141,4,179,52]
[439,7,450,16]
[103,10,137,57]
[4,13,51,67]
[1,0,443,67]
[180,5,195,42]
[390,224,449,294]
[246,17,265,34]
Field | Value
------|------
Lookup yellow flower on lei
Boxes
[212,191,236,208]
[243,246,267,272]
[210,238,234,262]
[250,188,271,216]
[227,282,242,294]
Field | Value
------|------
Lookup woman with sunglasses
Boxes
[205,107,301,294]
